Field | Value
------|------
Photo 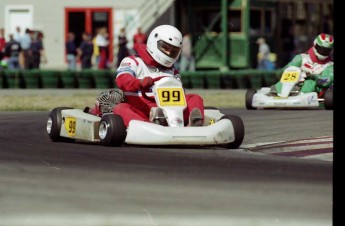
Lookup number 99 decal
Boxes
[64,117,76,137]
[157,88,186,107]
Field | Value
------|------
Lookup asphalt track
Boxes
[0,108,333,226]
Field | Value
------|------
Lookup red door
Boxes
[65,8,113,65]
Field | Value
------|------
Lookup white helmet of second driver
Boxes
[146,25,183,67]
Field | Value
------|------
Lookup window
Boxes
[250,8,273,36]
[195,8,242,33]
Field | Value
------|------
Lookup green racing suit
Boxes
[274,48,333,94]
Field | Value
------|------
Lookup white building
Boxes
[0,0,175,69]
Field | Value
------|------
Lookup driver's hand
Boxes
[140,77,154,90]
[302,67,313,75]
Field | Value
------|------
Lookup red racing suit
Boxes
[113,44,204,127]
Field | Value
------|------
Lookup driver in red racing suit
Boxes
[100,25,204,127]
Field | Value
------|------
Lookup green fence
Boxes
[0,69,281,89]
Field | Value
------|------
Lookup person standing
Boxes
[20,28,32,69]
[92,28,100,68]
[77,32,94,69]
[132,27,147,54]
[256,37,274,70]
[95,27,109,69]
[13,26,22,42]
[116,28,129,68]
[5,33,22,70]
[179,32,195,72]
[0,28,6,68]
[65,32,77,70]
[29,31,46,69]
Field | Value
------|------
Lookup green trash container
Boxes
[180,73,191,88]
[40,70,60,88]
[263,71,279,86]
[21,69,41,88]
[0,70,4,88]
[205,71,221,89]
[76,69,95,88]
[189,72,205,89]
[234,70,250,89]
[60,71,77,88]
[220,72,236,89]
[93,70,114,89]
[5,70,25,88]
[248,70,264,89]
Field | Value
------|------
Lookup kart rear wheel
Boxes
[99,114,126,146]
[221,115,245,149]
[47,107,73,142]
[245,89,257,110]
[324,89,333,110]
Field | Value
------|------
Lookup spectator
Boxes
[13,26,21,42]
[0,28,6,68]
[77,32,94,69]
[95,27,109,69]
[65,32,77,70]
[256,37,274,70]
[5,33,22,70]
[179,32,195,72]
[37,31,47,64]
[116,27,129,68]
[20,28,32,69]
[132,27,147,54]
[29,31,46,69]
[92,28,100,68]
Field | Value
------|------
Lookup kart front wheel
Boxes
[99,114,126,146]
[47,107,73,142]
[324,89,333,110]
[221,115,245,149]
[245,89,257,110]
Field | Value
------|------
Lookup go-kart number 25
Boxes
[157,88,186,106]
[64,117,76,137]
[280,71,299,83]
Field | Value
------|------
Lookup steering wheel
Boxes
[141,76,167,100]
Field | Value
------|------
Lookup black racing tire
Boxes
[99,114,126,146]
[245,89,257,110]
[47,107,73,142]
[204,106,218,110]
[221,115,245,149]
[324,89,333,110]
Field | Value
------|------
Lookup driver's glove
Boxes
[140,77,154,90]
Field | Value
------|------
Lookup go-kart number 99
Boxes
[157,88,186,106]
[280,71,300,83]
[64,117,76,137]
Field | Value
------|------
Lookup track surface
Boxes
[0,109,333,226]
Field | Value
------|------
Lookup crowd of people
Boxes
[0,26,47,70]
[64,26,197,72]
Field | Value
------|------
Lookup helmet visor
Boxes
[157,40,181,58]
[315,44,332,56]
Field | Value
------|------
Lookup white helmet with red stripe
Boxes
[146,25,183,67]
[313,33,334,60]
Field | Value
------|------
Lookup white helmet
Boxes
[146,25,183,67]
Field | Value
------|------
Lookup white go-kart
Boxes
[47,77,245,148]
[245,66,333,110]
